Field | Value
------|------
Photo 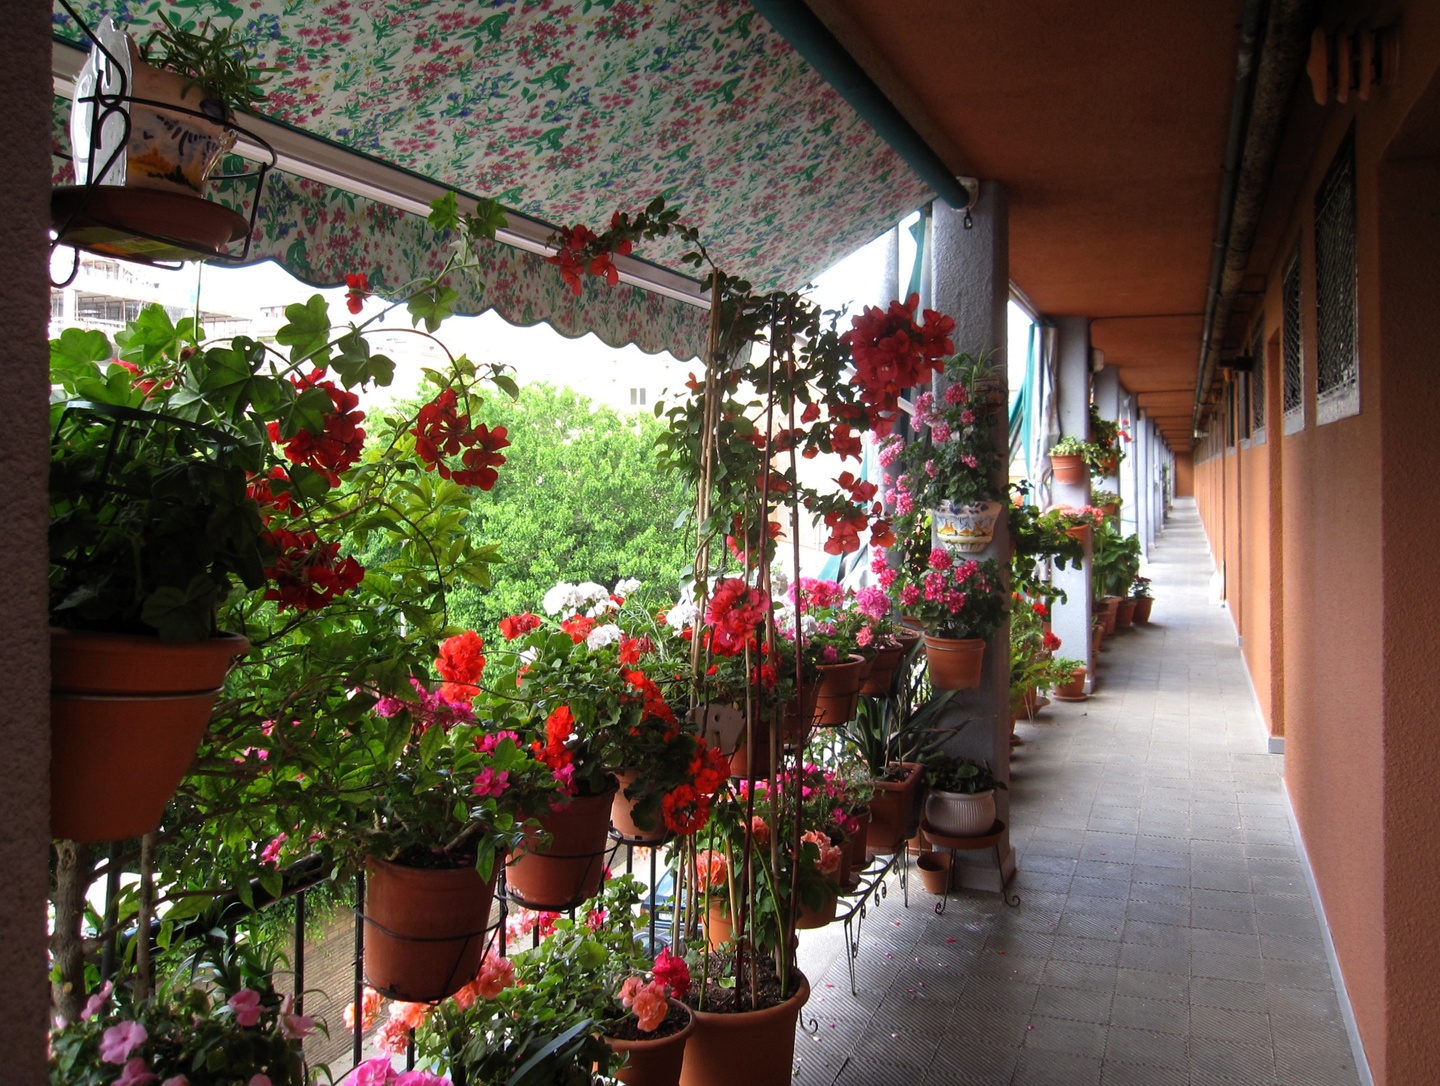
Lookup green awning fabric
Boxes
[54,0,935,323]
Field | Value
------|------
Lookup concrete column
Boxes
[1092,366,1122,497]
[1,1,58,1079]
[930,182,1014,891]
[1050,317,1094,691]
[1120,393,1140,544]
[1134,410,1152,553]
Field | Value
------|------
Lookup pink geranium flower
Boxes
[114,1058,158,1086]
[227,989,263,1027]
[99,1021,147,1064]
[81,980,113,1021]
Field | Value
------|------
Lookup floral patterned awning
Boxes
[53,0,935,355]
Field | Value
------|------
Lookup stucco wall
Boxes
[1192,9,1440,1080]
[0,1,55,1079]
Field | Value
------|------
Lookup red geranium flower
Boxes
[344,272,369,315]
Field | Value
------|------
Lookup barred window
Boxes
[1314,126,1359,422]
[1250,318,1266,438]
[1281,240,1303,432]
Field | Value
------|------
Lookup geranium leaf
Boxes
[275,295,333,366]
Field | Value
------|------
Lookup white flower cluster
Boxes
[542,580,613,617]
[585,624,624,652]
[665,600,700,633]
[613,577,642,596]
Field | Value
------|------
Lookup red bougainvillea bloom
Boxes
[840,293,956,436]
[704,578,769,655]
[411,389,510,489]
[1043,631,1063,652]
[262,528,364,612]
[266,369,366,487]
[436,630,486,705]
[344,272,369,314]
[652,947,691,999]
[662,783,710,835]
[498,612,543,640]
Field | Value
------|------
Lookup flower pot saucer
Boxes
[52,185,249,263]
[919,817,1006,851]
[1051,691,1089,702]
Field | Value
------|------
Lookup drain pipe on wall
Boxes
[1192,0,1318,437]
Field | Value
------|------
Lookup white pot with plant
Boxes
[922,755,1006,837]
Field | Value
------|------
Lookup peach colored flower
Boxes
[631,980,668,1032]
[694,849,728,889]
[475,954,515,1000]
[343,987,383,1031]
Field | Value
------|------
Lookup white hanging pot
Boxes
[932,501,1004,553]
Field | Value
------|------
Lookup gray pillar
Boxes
[1134,409,1151,553]
[1092,366,1122,495]
[1050,317,1094,691]
[1120,394,1140,545]
[930,182,1014,891]
[2,1,57,1079]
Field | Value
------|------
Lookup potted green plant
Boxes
[1091,487,1122,518]
[885,549,1008,690]
[1047,435,1099,486]
[1051,657,1088,700]
[776,577,868,725]
[1131,575,1155,623]
[922,754,1006,838]
[49,942,316,1086]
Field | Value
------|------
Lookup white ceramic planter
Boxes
[924,788,997,837]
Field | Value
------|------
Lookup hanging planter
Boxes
[932,501,1004,553]
[1050,454,1087,485]
[50,628,247,842]
[610,768,668,844]
[506,783,617,911]
[362,857,498,1003]
[922,635,987,690]
[812,654,866,726]
[605,1001,695,1086]
[679,973,810,1086]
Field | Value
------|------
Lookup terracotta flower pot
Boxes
[846,807,872,874]
[606,1000,695,1086]
[866,761,924,853]
[923,635,986,690]
[924,789,998,837]
[1064,522,1092,545]
[1053,667,1088,701]
[49,628,248,842]
[812,654,866,726]
[858,641,905,696]
[611,768,667,844]
[506,784,617,910]
[1134,596,1154,623]
[363,856,498,1002]
[795,886,838,929]
[1115,597,1138,629]
[679,972,810,1086]
[917,850,952,895]
[705,900,733,951]
[906,829,932,855]
[1098,597,1120,636]
[1050,453,1087,485]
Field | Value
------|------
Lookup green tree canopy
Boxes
[450,382,693,634]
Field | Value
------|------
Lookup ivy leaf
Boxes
[408,286,459,333]
[114,304,183,365]
[427,191,460,234]
[464,197,508,240]
[492,373,520,401]
[275,295,333,367]
[332,329,395,389]
[49,328,112,388]
[141,576,217,643]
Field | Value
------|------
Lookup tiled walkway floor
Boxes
[794,500,1364,1086]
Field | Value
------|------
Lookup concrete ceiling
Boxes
[807,1,1248,449]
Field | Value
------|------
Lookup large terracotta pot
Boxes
[1097,597,1120,636]
[813,654,866,725]
[506,784,617,910]
[866,761,923,853]
[611,768,667,844]
[925,789,997,837]
[1050,453,1087,485]
[795,886,838,929]
[917,850,952,895]
[923,635,986,690]
[846,807,872,874]
[606,1000,695,1086]
[49,628,248,842]
[729,688,815,779]
[363,856,498,1002]
[1134,596,1154,623]
[1115,597,1138,629]
[679,972,810,1086]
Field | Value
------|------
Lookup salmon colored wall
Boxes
[1195,9,1440,1082]
[1375,56,1440,1086]
[1238,417,1272,736]
[1173,451,1194,496]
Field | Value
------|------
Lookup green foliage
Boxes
[1092,521,1142,598]
[140,10,278,110]
[923,754,1006,794]
[447,383,693,635]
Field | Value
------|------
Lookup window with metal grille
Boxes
[1314,126,1359,422]
[1250,318,1266,439]
[1281,240,1303,433]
